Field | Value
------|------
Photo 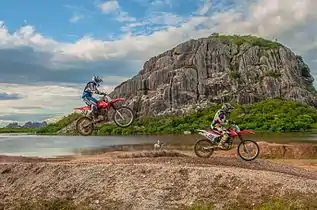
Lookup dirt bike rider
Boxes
[210,103,234,149]
[82,75,108,122]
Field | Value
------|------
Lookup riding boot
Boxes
[218,134,227,149]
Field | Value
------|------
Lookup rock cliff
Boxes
[110,34,317,117]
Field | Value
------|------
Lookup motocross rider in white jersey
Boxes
[210,103,234,149]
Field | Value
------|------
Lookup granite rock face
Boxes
[110,36,317,117]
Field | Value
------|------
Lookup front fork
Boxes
[238,134,250,153]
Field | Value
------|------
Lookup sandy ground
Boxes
[1,142,317,209]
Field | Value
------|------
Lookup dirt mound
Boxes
[1,162,317,210]
[0,155,74,163]
[1,143,317,209]
[116,150,189,158]
[258,141,317,159]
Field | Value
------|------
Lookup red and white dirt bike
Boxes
[74,94,135,136]
[194,122,260,161]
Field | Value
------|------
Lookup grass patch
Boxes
[0,127,39,134]
[208,33,282,49]
[186,202,215,210]
[255,198,317,210]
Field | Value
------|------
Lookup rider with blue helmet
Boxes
[82,75,106,121]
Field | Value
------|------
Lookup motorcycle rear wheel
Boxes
[194,139,215,158]
[76,116,94,136]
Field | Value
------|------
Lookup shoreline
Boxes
[1,127,317,136]
[1,141,317,162]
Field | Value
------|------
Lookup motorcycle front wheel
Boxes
[237,140,260,161]
[112,106,135,128]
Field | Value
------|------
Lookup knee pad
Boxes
[91,104,97,111]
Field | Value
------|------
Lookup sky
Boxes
[0,0,317,127]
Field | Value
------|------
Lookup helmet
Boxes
[221,103,233,113]
[92,75,103,84]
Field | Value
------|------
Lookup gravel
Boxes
[1,150,317,209]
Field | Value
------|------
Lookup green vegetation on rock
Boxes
[264,71,282,78]
[297,55,311,77]
[209,33,283,49]
[36,113,82,134]
[33,99,317,136]
[94,99,317,135]
[229,70,240,80]
[0,127,39,134]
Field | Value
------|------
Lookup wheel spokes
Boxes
[114,108,133,126]
[116,110,125,120]
[196,141,213,156]
[78,119,92,134]
[238,140,259,160]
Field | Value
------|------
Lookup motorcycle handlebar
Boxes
[99,93,111,100]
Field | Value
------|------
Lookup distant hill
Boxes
[5,121,47,129]
[5,122,21,129]
[22,121,47,128]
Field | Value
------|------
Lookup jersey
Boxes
[83,81,102,96]
[211,109,229,128]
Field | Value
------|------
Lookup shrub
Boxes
[96,99,317,135]
[37,99,317,135]
[208,34,282,49]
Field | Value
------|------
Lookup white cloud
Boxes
[115,12,136,22]
[132,0,174,8]
[62,0,317,63]
[0,83,116,126]
[2,0,317,62]
[3,0,316,64]
[98,0,136,22]
[99,0,120,14]
[121,12,184,33]
[197,0,212,15]
[0,83,81,114]
[0,21,58,52]
[150,0,173,8]
[69,14,84,23]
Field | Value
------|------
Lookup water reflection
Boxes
[0,132,316,157]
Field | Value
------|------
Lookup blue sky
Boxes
[0,0,317,126]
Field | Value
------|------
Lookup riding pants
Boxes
[82,91,98,111]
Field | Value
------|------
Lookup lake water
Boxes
[0,132,316,157]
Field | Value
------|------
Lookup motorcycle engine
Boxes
[99,110,107,121]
